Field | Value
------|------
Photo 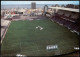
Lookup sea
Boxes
[1,4,66,9]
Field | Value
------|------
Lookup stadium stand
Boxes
[50,7,80,35]
[1,19,11,43]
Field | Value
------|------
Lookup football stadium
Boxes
[1,1,79,56]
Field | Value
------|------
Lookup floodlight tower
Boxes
[43,5,48,16]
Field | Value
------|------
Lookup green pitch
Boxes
[1,19,79,56]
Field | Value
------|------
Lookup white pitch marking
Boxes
[46,45,58,50]
[36,26,43,30]
[74,47,79,50]
[36,27,38,29]
[16,54,26,57]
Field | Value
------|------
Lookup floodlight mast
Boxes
[44,5,48,16]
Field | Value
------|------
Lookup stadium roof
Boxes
[49,7,79,13]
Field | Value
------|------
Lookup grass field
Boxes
[1,19,79,56]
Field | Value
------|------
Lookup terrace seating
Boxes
[1,19,11,43]
[64,20,73,28]
[56,12,79,23]
[77,20,80,24]
[63,12,71,19]
[51,10,80,35]
[70,13,79,21]
[68,22,79,30]
[74,26,80,35]
[57,11,64,17]
[1,19,10,26]
[76,27,80,32]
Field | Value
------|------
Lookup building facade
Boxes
[31,2,36,9]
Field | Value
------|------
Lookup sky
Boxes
[1,1,79,5]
